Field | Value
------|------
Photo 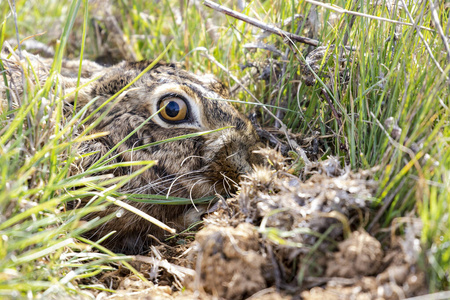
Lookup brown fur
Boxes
[1,50,263,254]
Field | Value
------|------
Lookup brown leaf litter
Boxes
[86,149,427,299]
[184,149,427,299]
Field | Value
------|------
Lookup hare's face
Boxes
[77,61,262,199]
[71,61,263,252]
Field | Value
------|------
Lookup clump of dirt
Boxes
[325,229,383,278]
[239,154,377,244]
[187,223,270,299]
[185,149,427,299]
[302,228,426,300]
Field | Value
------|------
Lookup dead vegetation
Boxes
[85,150,426,299]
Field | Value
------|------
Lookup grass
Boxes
[1,0,449,297]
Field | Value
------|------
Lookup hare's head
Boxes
[68,61,263,253]
[73,61,262,197]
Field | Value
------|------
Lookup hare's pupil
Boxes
[166,101,180,117]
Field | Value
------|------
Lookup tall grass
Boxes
[0,1,219,297]
[0,0,449,297]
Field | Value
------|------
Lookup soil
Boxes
[88,148,427,300]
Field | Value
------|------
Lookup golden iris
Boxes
[159,98,188,122]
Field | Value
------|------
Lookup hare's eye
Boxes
[159,98,188,122]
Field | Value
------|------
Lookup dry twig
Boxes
[203,0,319,47]
[303,0,433,32]
[321,88,342,129]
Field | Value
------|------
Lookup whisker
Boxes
[166,170,205,197]
[180,155,208,166]
[188,178,212,212]
[125,174,205,195]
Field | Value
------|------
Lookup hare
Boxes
[1,50,263,254]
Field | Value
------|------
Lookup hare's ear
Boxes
[63,77,96,109]
[61,59,106,109]
[201,75,230,99]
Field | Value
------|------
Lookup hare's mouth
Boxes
[119,162,245,200]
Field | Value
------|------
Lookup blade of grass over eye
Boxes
[92,126,233,169]
[127,126,233,152]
